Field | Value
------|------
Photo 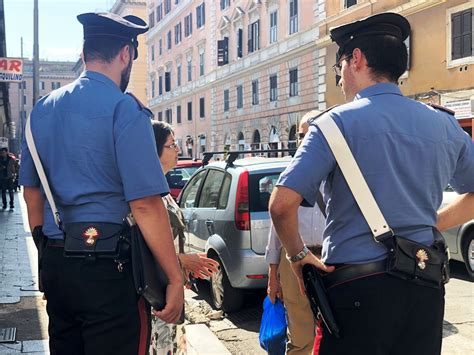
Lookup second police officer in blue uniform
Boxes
[20,12,184,355]
[269,12,474,355]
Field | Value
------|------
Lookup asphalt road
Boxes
[198,260,474,355]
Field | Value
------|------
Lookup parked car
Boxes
[178,155,292,312]
[165,158,202,199]
[441,187,474,280]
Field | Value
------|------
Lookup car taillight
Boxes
[235,170,250,230]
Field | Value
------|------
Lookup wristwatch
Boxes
[286,245,310,263]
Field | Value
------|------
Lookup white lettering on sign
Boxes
[0,58,23,83]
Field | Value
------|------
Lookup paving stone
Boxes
[21,340,49,353]
[0,342,21,354]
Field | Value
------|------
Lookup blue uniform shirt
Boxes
[278,83,474,264]
[20,71,169,239]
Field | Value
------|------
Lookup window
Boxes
[187,58,192,81]
[40,81,45,90]
[149,11,155,28]
[248,20,260,53]
[236,85,243,109]
[199,97,205,118]
[165,71,171,92]
[156,4,163,22]
[19,81,26,90]
[270,11,278,44]
[217,37,229,66]
[220,0,230,11]
[184,13,193,37]
[289,0,298,34]
[452,9,473,60]
[167,31,172,50]
[269,74,278,102]
[196,3,205,28]
[345,0,357,9]
[164,0,171,14]
[175,22,182,44]
[187,101,193,121]
[252,80,259,105]
[158,111,163,121]
[151,45,155,61]
[177,64,182,86]
[23,95,27,105]
[51,82,60,90]
[159,38,163,55]
[237,28,243,58]
[289,68,298,97]
[177,105,182,124]
[199,52,205,76]
[159,75,163,95]
[151,79,155,98]
[165,108,172,124]
[223,89,229,112]
[199,170,226,208]
[180,170,206,209]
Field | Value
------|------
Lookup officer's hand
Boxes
[290,252,335,296]
[153,282,184,324]
[267,272,283,304]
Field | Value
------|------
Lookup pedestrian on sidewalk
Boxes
[0,147,15,211]
[269,12,474,355]
[19,12,183,355]
[266,112,325,355]
[150,121,219,354]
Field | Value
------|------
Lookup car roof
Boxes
[175,159,202,168]
[206,156,292,172]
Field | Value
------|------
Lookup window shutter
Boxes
[256,20,260,50]
[202,3,205,25]
[237,29,243,58]
[452,12,462,60]
[190,13,193,34]
[461,9,472,58]
[248,24,253,53]
[165,72,171,92]
[217,37,229,66]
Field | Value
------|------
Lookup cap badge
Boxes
[416,249,428,270]
[83,227,100,246]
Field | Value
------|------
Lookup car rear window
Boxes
[166,166,200,189]
[248,172,281,212]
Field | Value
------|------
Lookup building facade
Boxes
[146,0,323,158]
[8,60,76,155]
[320,0,474,138]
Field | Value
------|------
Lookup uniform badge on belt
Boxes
[83,227,100,247]
[416,249,428,270]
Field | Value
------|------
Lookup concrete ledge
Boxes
[186,324,231,355]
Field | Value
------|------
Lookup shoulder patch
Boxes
[126,92,154,119]
[428,103,455,116]
[307,105,340,124]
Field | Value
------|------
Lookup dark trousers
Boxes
[41,246,150,355]
[314,274,445,355]
[1,179,14,208]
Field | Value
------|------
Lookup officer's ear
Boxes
[118,44,133,66]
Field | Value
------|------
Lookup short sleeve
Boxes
[277,123,336,206]
[114,98,169,201]
[265,223,282,265]
[19,116,40,188]
[450,130,474,194]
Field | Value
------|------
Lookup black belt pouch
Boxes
[63,222,129,259]
[32,225,47,292]
[383,229,449,288]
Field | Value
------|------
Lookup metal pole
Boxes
[19,37,25,150]
[32,0,39,105]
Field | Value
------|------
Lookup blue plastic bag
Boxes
[259,296,287,355]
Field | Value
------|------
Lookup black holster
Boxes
[32,225,47,292]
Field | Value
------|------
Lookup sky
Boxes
[5,0,117,62]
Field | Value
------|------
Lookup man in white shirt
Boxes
[265,111,325,355]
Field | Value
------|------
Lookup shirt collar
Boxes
[81,70,121,91]
[354,82,403,100]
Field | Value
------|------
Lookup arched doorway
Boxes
[251,129,261,150]
[268,126,280,156]
[288,124,297,150]
[237,132,245,151]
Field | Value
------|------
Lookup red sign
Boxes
[0,58,23,82]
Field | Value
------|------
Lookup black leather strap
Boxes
[323,260,386,289]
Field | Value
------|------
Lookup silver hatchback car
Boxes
[178,155,292,312]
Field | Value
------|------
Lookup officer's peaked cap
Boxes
[330,12,410,54]
[77,12,149,59]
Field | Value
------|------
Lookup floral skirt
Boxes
[149,315,187,355]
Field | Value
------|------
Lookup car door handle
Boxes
[205,219,215,236]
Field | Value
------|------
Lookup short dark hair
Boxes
[342,35,407,82]
[82,38,132,63]
[152,121,174,157]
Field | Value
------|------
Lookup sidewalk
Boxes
[0,192,229,354]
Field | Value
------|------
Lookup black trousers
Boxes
[1,179,14,208]
[41,246,150,355]
[314,274,445,355]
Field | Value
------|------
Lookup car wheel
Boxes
[210,256,244,313]
[462,233,474,280]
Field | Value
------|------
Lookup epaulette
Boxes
[428,103,455,116]
[307,105,340,124]
[126,92,154,119]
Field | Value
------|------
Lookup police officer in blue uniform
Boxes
[20,12,183,355]
[269,12,474,355]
